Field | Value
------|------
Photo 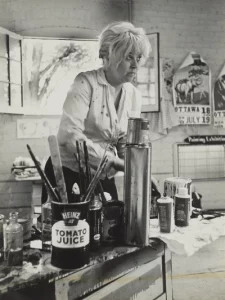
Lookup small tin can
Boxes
[88,196,103,251]
[102,200,124,244]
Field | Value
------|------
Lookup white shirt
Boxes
[57,67,142,177]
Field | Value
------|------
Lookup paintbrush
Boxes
[76,141,83,195]
[26,144,60,202]
[83,141,91,186]
[83,156,108,203]
[48,135,68,204]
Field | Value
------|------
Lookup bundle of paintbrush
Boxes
[73,141,108,204]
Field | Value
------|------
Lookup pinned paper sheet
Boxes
[213,64,225,128]
[172,52,211,125]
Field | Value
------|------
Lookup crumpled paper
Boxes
[150,216,225,256]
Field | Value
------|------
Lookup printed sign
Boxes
[184,135,225,144]
[213,64,225,128]
[52,220,89,249]
[173,52,211,125]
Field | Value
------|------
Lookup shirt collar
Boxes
[96,67,125,91]
[96,67,109,85]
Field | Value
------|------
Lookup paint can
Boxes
[51,200,90,269]
[175,187,190,227]
[157,194,175,233]
[164,177,192,200]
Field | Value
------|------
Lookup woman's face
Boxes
[107,52,142,86]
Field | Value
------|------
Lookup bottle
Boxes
[41,196,52,250]
[4,212,23,266]
[88,195,103,251]
[0,214,4,262]
[157,194,175,233]
[175,187,190,227]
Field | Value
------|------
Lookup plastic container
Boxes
[175,187,190,227]
[157,194,175,233]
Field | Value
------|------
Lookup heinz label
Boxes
[61,208,81,226]
[52,220,89,249]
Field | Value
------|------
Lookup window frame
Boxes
[0,26,24,114]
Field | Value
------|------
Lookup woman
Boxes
[42,21,151,203]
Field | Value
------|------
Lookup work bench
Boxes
[0,240,172,300]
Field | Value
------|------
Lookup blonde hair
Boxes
[98,21,151,67]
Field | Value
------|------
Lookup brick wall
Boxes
[0,0,225,201]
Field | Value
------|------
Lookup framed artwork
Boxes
[136,33,160,112]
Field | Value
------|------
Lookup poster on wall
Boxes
[213,64,225,128]
[172,52,211,125]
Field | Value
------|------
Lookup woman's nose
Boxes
[131,59,138,68]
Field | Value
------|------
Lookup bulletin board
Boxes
[173,143,225,180]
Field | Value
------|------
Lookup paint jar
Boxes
[157,194,175,233]
[175,187,190,227]
[51,200,90,269]
[164,177,192,201]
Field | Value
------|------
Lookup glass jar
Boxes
[4,212,23,266]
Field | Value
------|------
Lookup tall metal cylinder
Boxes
[124,143,151,246]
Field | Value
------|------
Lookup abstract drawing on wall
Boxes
[213,63,225,128]
[172,52,211,125]
[17,119,60,138]
[22,38,102,115]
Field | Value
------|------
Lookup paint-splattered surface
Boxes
[0,244,143,295]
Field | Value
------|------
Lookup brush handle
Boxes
[26,144,59,202]
[48,135,68,204]
[83,156,108,202]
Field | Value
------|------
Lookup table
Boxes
[0,240,172,300]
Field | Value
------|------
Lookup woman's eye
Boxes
[126,55,132,60]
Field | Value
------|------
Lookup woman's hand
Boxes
[105,156,124,175]
[113,157,124,172]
